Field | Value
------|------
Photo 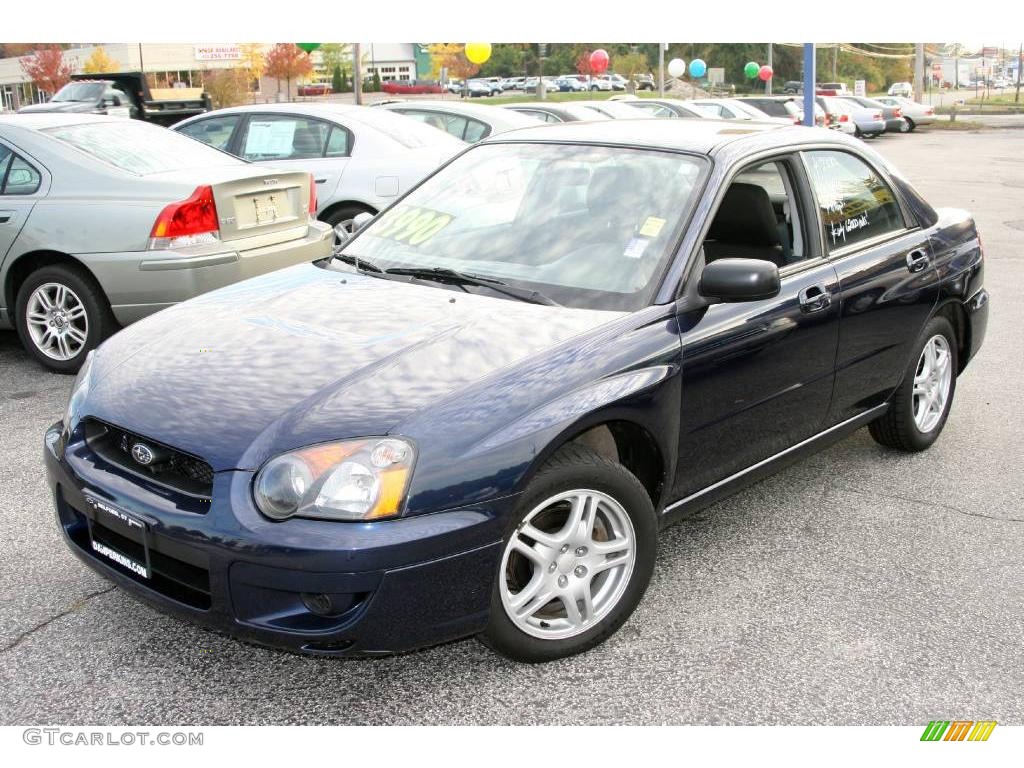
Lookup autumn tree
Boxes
[202,68,250,108]
[20,45,73,95]
[239,43,266,89]
[264,43,313,100]
[425,43,480,90]
[576,49,598,83]
[83,46,119,74]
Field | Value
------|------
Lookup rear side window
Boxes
[240,114,332,161]
[45,121,242,175]
[177,115,240,151]
[0,147,42,195]
[803,150,907,251]
[325,125,351,157]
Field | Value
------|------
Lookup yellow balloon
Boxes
[465,42,492,65]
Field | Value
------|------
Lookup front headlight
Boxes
[63,350,95,432]
[253,437,417,522]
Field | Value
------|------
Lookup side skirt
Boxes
[659,404,889,527]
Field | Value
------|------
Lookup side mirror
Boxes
[698,258,780,303]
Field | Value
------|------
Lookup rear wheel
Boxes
[480,444,657,662]
[869,315,958,452]
[15,263,117,373]
[905,117,917,132]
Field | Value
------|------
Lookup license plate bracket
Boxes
[84,494,152,580]
[252,194,280,224]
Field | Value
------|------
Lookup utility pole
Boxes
[833,45,838,80]
[914,43,925,103]
[766,43,773,95]
[538,43,547,100]
[659,42,666,98]
[802,44,815,127]
[1016,43,1022,103]
[353,43,362,105]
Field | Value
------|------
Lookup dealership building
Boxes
[0,42,428,110]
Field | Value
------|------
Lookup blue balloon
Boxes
[689,58,707,78]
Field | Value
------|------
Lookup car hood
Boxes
[85,263,620,471]
[18,100,98,114]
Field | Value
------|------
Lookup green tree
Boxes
[331,64,343,93]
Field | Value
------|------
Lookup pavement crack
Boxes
[0,585,116,653]
[839,484,1024,523]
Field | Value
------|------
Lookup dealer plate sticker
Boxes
[90,539,149,579]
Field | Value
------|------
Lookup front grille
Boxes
[82,419,214,499]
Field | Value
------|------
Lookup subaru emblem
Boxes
[131,443,155,466]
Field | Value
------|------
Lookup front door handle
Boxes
[906,248,930,273]
[0,210,13,224]
[798,284,832,313]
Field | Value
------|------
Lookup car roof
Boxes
[0,113,119,131]
[380,100,542,128]
[481,117,823,156]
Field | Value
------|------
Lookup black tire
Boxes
[905,117,916,132]
[869,314,958,452]
[479,444,658,662]
[322,204,374,245]
[590,86,599,92]
[14,263,118,374]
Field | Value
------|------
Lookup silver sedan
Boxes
[0,114,332,372]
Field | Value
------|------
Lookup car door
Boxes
[235,113,350,214]
[801,149,940,426]
[0,143,45,263]
[672,154,841,500]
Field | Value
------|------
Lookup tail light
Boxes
[893,108,902,117]
[149,185,219,250]
[308,173,317,217]
[926,108,934,115]
[839,113,849,122]
[873,112,882,121]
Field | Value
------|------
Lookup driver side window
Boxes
[702,158,808,268]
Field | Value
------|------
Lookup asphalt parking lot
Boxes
[1,128,1022,726]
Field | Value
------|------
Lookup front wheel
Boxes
[869,315,958,452]
[322,204,374,245]
[905,117,917,132]
[479,444,657,662]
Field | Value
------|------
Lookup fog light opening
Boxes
[301,592,348,617]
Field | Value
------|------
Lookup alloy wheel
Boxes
[499,489,636,640]
[913,334,952,433]
[25,282,89,361]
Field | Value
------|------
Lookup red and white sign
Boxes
[194,45,242,62]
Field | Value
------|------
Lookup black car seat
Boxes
[291,124,323,159]
[703,182,786,266]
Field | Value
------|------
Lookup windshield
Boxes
[51,82,105,103]
[344,143,707,311]
[44,120,243,175]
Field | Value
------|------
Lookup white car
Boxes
[876,96,937,130]
[689,98,793,125]
[819,96,857,134]
[173,103,463,240]
[379,100,543,143]
[588,74,628,92]
[888,82,913,97]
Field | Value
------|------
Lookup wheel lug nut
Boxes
[575,546,587,556]
[560,544,569,553]
[574,565,587,578]
[557,575,568,588]
[548,562,557,572]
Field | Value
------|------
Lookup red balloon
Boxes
[590,49,610,74]
[758,64,774,82]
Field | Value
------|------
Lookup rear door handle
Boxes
[798,284,832,313]
[0,210,13,224]
[315,177,328,184]
[906,248,930,273]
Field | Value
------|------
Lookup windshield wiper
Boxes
[331,252,384,274]
[384,267,560,306]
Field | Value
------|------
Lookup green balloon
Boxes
[744,61,759,79]
[297,43,321,53]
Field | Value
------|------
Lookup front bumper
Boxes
[45,422,510,656]
[79,221,333,326]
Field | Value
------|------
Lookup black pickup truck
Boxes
[18,72,211,126]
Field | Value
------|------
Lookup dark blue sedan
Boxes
[45,119,988,662]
